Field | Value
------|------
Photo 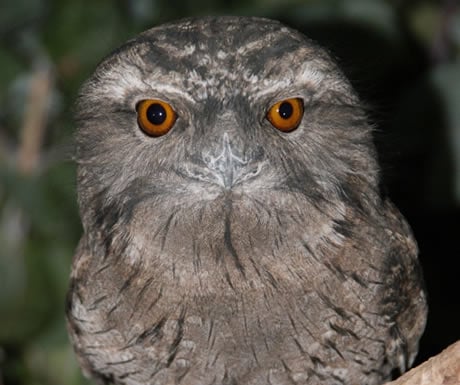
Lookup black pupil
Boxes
[278,101,293,119]
[146,103,167,125]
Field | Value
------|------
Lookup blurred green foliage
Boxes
[0,0,459,384]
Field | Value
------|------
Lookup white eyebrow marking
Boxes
[252,78,294,99]
[147,83,196,104]
[251,63,326,100]
[298,65,325,87]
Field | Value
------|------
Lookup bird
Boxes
[66,16,427,385]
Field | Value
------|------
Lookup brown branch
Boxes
[16,63,53,175]
[385,340,460,385]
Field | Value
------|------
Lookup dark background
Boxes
[0,0,459,384]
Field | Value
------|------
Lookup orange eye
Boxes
[267,98,304,132]
[136,99,177,137]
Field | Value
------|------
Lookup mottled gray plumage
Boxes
[67,16,427,385]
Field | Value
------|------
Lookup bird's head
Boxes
[75,17,379,249]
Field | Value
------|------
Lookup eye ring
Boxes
[267,98,304,132]
[136,99,177,137]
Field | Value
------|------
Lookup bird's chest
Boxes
[69,194,393,384]
[69,272,391,385]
